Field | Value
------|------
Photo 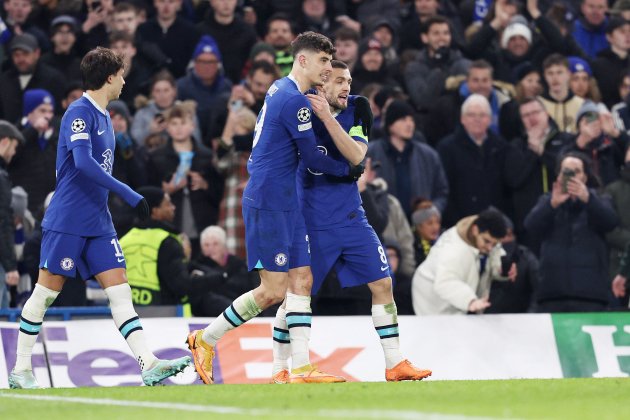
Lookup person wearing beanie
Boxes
[351,38,399,94]
[196,0,257,84]
[498,61,543,139]
[176,34,233,139]
[0,119,25,308]
[592,17,630,108]
[411,199,442,266]
[368,99,449,218]
[7,89,58,216]
[405,16,470,112]
[562,100,628,186]
[567,56,602,104]
[39,15,82,85]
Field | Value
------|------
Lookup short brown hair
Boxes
[331,60,348,70]
[80,47,125,91]
[164,101,196,122]
[543,53,569,71]
[291,31,336,58]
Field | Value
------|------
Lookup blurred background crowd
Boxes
[1,0,630,316]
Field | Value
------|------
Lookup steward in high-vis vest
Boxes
[119,187,208,308]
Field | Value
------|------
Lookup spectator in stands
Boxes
[176,35,233,139]
[60,82,83,112]
[539,53,584,134]
[9,89,58,217]
[40,15,82,84]
[437,94,512,227]
[611,0,630,19]
[80,0,115,53]
[264,14,296,77]
[146,102,223,258]
[333,27,360,72]
[411,199,442,266]
[0,121,23,308]
[188,225,258,316]
[351,38,399,95]
[297,0,340,40]
[196,0,258,84]
[207,60,279,143]
[2,0,50,52]
[486,216,540,314]
[399,0,440,53]
[543,2,585,58]
[563,101,627,187]
[412,208,509,315]
[572,0,609,58]
[368,19,398,66]
[404,16,470,113]
[611,72,630,134]
[568,56,601,104]
[605,146,630,285]
[112,2,140,36]
[108,31,152,113]
[0,34,65,124]
[498,61,543,140]
[525,151,618,312]
[425,59,510,146]
[132,70,202,146]
[368,100,449,217]
[504,97,573,250]
[592,17,630,108]
[120,186,208,308]
[136,0,200,79]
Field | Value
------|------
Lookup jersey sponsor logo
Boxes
[298,122,312,131]
[60,258,74,271]
[71,118,86,133]
[297,107,311,123]
[100,149,113,174]
[274,253,287,267]
[97,129,106,135]
[307,145,327,176]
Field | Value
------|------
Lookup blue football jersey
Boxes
[298,97,368,229]
[43,93,116,236]
[243,76,320,211]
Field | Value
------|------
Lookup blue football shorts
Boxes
[309,216,391,294]
[243,204,310,272]
[40,229,126,279]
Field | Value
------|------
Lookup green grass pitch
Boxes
[1,378,628,419]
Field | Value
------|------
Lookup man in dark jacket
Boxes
[525,151,618,312]
[505,97,573,250]
[0,120,24,308]
[368,100,449,217]
[0,34,65,123]
[592,17,630,108]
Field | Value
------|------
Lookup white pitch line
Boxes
[0,392,500,420]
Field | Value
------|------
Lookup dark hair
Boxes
[114,2,137,14]
[63,81,83,98]
[474,209,508,239]
[109,30,134,46]
[469,59,494,76]
[249,59,280,79]
[291,31,336,58]
[543,53,568,71]
[518,96,546,108]
[80,47,125,91]
[151,69,176,90]
[556,150,600,188]
[266,13,295,36]
[334,26,360,43]
[421,15,451,34]
[331,59,348,70]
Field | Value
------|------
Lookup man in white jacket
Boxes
[412,209,511,315]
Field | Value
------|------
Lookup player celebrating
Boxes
[271,61,432,383]
[187,32,363,384]
[8,47,190,389]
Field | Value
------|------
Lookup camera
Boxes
[561,168,576,193]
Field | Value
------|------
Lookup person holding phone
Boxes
[80,0,115,52]
[524,151,618,313]
[562,100,628,187]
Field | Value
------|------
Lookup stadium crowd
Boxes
[1,0,630,315]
